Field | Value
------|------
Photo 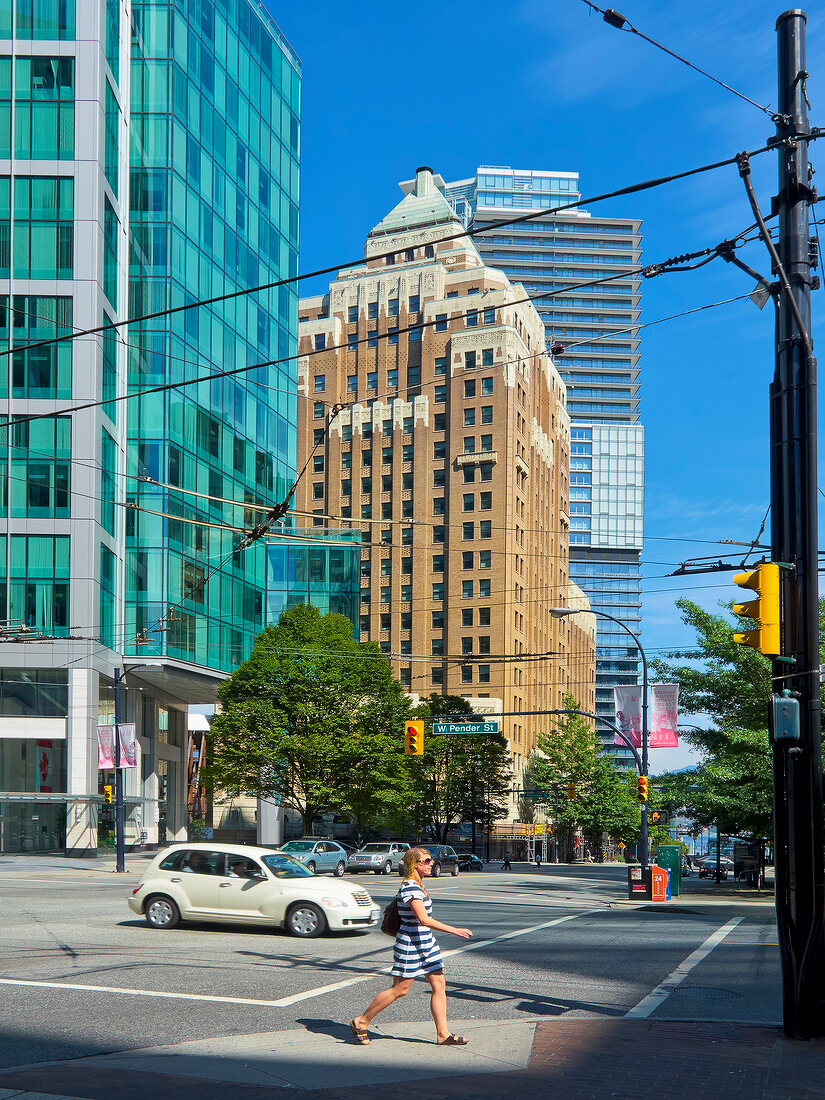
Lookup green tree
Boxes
[406,694,513,843]
[529,695,639,860]
[202,604,412,835]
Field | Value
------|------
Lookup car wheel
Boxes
[382,860,392,875]
[306,861,316,873]
[144,895,180,930]
[334,861,345,878]
[286,902,326,938]
[451,864,460,877]
[431,862,442,877]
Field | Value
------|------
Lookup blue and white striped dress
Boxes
[391,879,443,978]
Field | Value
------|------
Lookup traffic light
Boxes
[732,562,781,656]
[404,720,424,755]
[637,775,649,803]
[649,809,669,825]
[566,782,577,801]
[103,785,113,804]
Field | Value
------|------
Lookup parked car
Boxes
[420,844,460,877]
[456,852,484,872]
[697,856,734,879]
[279,838,350,876]
[127,844,381,938]
[347,841,410,875]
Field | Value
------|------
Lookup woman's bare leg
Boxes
[355,978,412,1029]
[426,971,450,1041]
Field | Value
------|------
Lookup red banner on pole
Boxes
[613,686,642,747]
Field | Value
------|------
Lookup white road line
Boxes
[0,910,597,1008]
[624,916,744,1018]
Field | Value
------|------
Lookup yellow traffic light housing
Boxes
[404,720,424,755]
[103,784,113,803]
[732,562,781,656]
[637,775,649,803]
[566,782,577,801]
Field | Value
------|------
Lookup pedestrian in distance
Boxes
[349,846,473,1047]
[535,852,542,870]
[501,850,512,871]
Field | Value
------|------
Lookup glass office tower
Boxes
[444,168,643,765]
[0,0,300,853]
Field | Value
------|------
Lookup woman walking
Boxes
[349,846,472,1046]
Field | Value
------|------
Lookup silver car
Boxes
[279,839,349,876]
[347,841,410,875]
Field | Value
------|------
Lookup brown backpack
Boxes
[380,896,400,937]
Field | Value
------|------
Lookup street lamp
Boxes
[113,663,149,873]
[550,606,650,871]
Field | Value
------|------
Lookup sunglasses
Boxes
[417,858,433,865]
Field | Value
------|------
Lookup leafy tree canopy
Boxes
[202,604,412,835]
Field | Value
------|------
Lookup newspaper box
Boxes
[650,864,670,903]
[627,864,650,900]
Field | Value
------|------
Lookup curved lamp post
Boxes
[550,606,650,871]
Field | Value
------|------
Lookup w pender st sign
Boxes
[431,722,499,736]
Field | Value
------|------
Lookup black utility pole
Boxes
[771,9,825,1039]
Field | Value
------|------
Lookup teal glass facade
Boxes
[125,0,300,671]
[267,531,361,630]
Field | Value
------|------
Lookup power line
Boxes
[578,0,781,121]
[1,135,800,367]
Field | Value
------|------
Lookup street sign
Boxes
[432,721,499,736]
[520,790,550,799]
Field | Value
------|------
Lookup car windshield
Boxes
[359,844,389,852]
[281,841,315,852]
[262,854,314,878]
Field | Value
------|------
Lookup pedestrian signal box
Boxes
[103,785,113,803]
[404,721,424,755]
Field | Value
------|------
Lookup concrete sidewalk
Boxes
[1,1017,822,1100]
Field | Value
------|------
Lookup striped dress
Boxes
[391,879,443,978]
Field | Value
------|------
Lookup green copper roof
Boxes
[369,166,462,239]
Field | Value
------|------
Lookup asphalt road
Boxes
[0,859,781,1071]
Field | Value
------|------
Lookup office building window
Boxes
[367,371,377,390]
[313,455,324,472]
[431,667,443,685]
[388,297,399,317]
[348,305,357,322]
[464,408,475,426]
[432,610,444,629]
[478,607,491,626]
[5,294,73,398]
[481,434,493,450]
[403,417,414,433]
[462,581,473,598]
[462,637,473,654]
[464,379,475,398]
[409,294,420,311]
[480,464,493,481]
[464,436,475,453]
[483,307,495,324]
[431,638,443,656]
[432,554,443,572]
[481,406,493,424]
[435,313,447,331]
[381,501,392,519]
[435,356,447,375]
[463,493,474,511]
[380,585,391,603]
[433,441,446,460]
[433,525,445,543]
[313,402,324,418]
[464,351,476,370]
[479,578,491,597]
[387,368,398,389]
[368,301,378,320]
[461,666,473,684]
[480,520,492,538]
[388,331,399,345]
[347,331,358,349]
[347,374,357,392]
[463,467,475,483]
[434,385,446,403]
[312,482,323,499]
[478,665,490,684]
[481,376,494,395]
[313,373,325,390]
[433,413,446,430]
[15,0,76,39]
[11,176,74,279]
[462,522,474,539]
[462,608,473,626]
[482,348,494,366]
[467,309,478,327]
[479,550,491,568]
[432,583,444,600]
[480,492,492,510]
[433,498,445,515]
[462,552,473,569]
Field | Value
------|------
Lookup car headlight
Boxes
[320,897,347,908]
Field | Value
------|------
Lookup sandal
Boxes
[438,1034,469,1046]
[349,1019,371,1045]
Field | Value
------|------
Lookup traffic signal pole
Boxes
[770,10,825,1039]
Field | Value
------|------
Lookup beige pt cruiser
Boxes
[128,842,381,938]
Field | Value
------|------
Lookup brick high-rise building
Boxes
[296,167,595,782]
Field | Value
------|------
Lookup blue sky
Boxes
[270,1,824,770]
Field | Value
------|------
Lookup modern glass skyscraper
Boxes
[444,168,643,765]
[0,0,300,853]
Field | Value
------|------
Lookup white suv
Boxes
[347,841,410,874]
